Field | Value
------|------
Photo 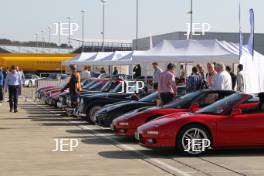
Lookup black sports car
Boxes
[57,79,120,109]
[95,86,186,127]
[76,81,151,122]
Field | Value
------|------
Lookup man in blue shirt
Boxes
[4,65,22,112]
[186,67,203,93]
[0,66,4,103]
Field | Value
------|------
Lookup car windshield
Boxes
[163,91,202,109]
[82,80,96,89]
[139,92,158,102]
[101,81,120,92]
[89,81,106,90]
[81,80,90,86]
[196,93,245,115]
[110,83,122,93]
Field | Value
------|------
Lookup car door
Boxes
[217,107,264,147]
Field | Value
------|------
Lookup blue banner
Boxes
[248,8,255,57]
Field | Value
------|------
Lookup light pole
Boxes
[41,30,45,52]
[189,0,193,39]
[81,10,86,52]
[47,26,51,52]
[135,0,139,50]
[67,17,72,47]
[35,33,38,53]
[101,0,107,51]
[58,21,61,48]
[47,26,51,44]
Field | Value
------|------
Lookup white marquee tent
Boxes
[88,51,133,65]
[80,52,114,65]
[62,52,97,66]
[132,39,240,63]
[62,39,264,93]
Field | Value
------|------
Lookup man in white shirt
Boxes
[212,63,232,90]
[237,64,245,92]
[5,65,23,112]
[81,65,91,80]
[152,62,162,90]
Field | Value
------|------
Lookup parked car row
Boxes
[36,78,264,156]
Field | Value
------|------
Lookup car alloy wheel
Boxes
[89,106,102,123]
[177,125,211,156]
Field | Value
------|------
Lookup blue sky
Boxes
[0,0,262,45]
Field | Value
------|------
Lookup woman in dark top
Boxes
[61,64,81,107]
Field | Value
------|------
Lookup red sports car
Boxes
[136,93,260,156]
[112,90,235,137]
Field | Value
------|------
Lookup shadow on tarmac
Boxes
[98,148,264,160]
[19,103,264,159]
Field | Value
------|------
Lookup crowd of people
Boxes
[0,62,246,113]
[150,62,245,105]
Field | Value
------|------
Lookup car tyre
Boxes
[89,106,102,123]
[177,124,211,156]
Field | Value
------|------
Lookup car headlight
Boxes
[119,122,129,126]
[147,130,159,135]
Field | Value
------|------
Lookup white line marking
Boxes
[78,124,192,176]
[31,101,192,176]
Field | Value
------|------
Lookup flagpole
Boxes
[239,0,243,60]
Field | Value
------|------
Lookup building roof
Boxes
[0,45,73,54]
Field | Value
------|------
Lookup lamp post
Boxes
[189,0,193,39]
[81,10,86,52]
[47,26,51,52]
[135,0,139,50]
[35,33,38,53]
[47,26,51,44]
[41,30,45,52]
[67,17,72,47]
[57,21,62,48]
[101,0,107,51]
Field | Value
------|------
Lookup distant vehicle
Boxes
[24,74,41,87]
[91,72,132,80]
[43,73,69,80]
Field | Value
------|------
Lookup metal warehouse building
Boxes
[133,31,264,54]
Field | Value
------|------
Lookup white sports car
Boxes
[24,74,41,87]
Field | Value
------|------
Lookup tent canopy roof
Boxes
[63,52,97,66]
[132,39,240,63]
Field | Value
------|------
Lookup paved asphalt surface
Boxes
[1,99,264,176]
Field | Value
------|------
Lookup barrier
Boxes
[21,79,69,101]
[36,79,69,89]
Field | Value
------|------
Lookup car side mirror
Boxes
[231,107,242,116]
[190,103,200,112]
